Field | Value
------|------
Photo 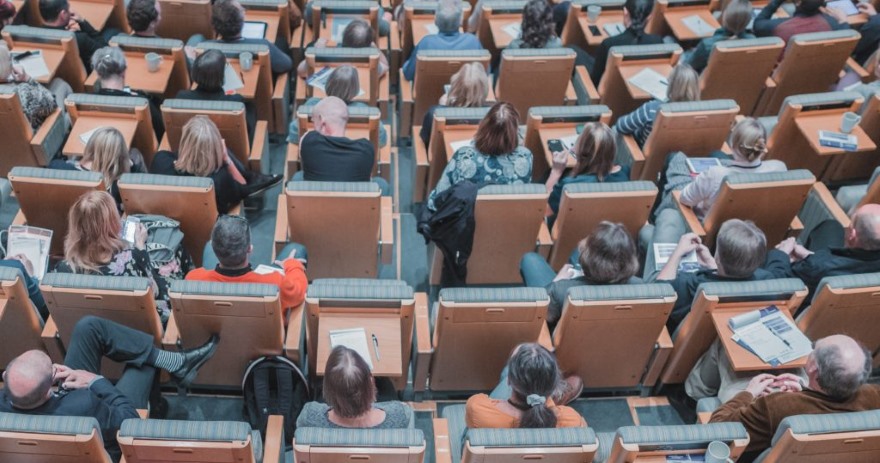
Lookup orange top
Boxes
[465,394,587,429]
[185,259,308,314]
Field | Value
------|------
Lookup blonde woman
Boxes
[544,122,630,224]
[679,118,787,218]
[614,63,700,147]
[54,190,174,323]
[420,62,490,148]
[151,116,280,213]
[49,127,144,211]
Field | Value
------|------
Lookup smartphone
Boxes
[122,216,140,244]
[588,25,601,35]
[547,139,564,152]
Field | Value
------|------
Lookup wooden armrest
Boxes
[788,216,804,239]
[574,65,600,104]
[697,411,713,424]
[378,125,392,180]
[399,69,413,137]
[272,73,290,134]
[413,292,433,392]
[249,120,270,173]
[285,142,300,180]
[30,108,64,164]
[565,80,576,105]
[136,409,149,419]
[263,415,285,463]
[161,314,180,349]
[538,322,554,352]
[619,133,645,180]
[40,315,65,363]
[399,69,413,104]
[413,125,429,202]
[433,418,452,463]
[284,303,305,365]
[806,182,852,228]
[274,194,289,257]
[846,58,871,82]
[537,221,552,259]
[642,326,673,387]
[672,191,707,237]
[380,196,394,265]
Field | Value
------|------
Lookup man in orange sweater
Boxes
[186,215,308,320]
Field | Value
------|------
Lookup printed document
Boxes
[329,328,374,369]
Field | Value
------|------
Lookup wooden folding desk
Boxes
[664,8,720,42]
[619,63,674,102]
[795,113,877,156]
[63,117,138,157]
[84,52,174,96]
[712,308,808,372]
[488,15,521,49]
[14,47,64,86]
[576,11,627,50]
[539,126,579,168]
[245,10,282,45]
[228,60,260,100]
[443,127,479,161]
[411,18,438,48]
[315,315,403,377]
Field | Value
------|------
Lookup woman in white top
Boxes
[679,117,787,219]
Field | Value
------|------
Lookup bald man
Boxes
[0,316,218,462]
[298,96,375,183]
[710,335,880,458]
[771,203,880,301]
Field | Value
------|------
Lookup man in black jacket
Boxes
[38,0,110,72]
[0,317,218,462]
[771,203,880,301]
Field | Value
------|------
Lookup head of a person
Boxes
[623,0,653,33]
[176,115,226,177]
[0,0,17,27]
[82,127,130,186]
[0,43,13,81]
[446,62,489,108]
[210,215,252,269]
[322,345,376,419]
[127,0,161,34]
[324,66,360,104]
[3,350,54,410]
[64,190,125,272]
[341,19,374,48]
[728,117,768,163]
[667,63,700,103]
[212,0,245,39]
[845,204,880,250]
[474,101,520,156]
[506,343,561,429]
[577,221,639,284]
[520,0,555,49]
[794,0,824,16]
[571,122,616,179]
[312,96,349,137]
[714,219,767,278]
[191,49,227,93]
[434,0,463,33]
[721,0,751,35]
[39,0,70,25]
[806,335,871,401]
[91,46,127,82]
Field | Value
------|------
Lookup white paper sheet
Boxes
[424,23,439,34]
[7,225,52,280]
[503,22,521,38]
[14,51,50,79]
[603,22,625,36]
[254,264,284,275]
[681,14,716,36]
[653,243,700,272]
[627,67,669,101]
[329,327,374,369]
[827,0,859,16]
[79,127,101,145]
[223,63,244,94]
[331,17,355,42]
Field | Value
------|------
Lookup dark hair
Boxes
[715,219,767,278]
[473,102,520,155]
[579,221,639,284]
[192,49,227,93]
[341,19,374,48]
[721,0,751,35]
[815,342,871,401]
[210,215,251,268]
[0,0,17,22]
[212,0,244,39]
[571,122,616,179]
[507,343,560,429]
[797,0,824,16]
[520,0,555,49]
[127,0,159,32]
[39,0,69,22]
[322,346,376,419]
[325,65,360,104]
[624,0,653,37]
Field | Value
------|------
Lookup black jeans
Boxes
[65,316,157,408]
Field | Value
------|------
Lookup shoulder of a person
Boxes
[466,393,493,408]
[514,146,533,157]
[554,404,586,427]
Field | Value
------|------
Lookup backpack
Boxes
[242,356,310,446]
[130,214,193,276]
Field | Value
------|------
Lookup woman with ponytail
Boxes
[466,343,585,429]
[589,0,663,85]
[91,46,165,140]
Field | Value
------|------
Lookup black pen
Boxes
[372,334,380,361]
[13,51,34,61]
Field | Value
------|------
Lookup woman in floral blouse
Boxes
[427,102,533,210]
[54,191,175,325]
